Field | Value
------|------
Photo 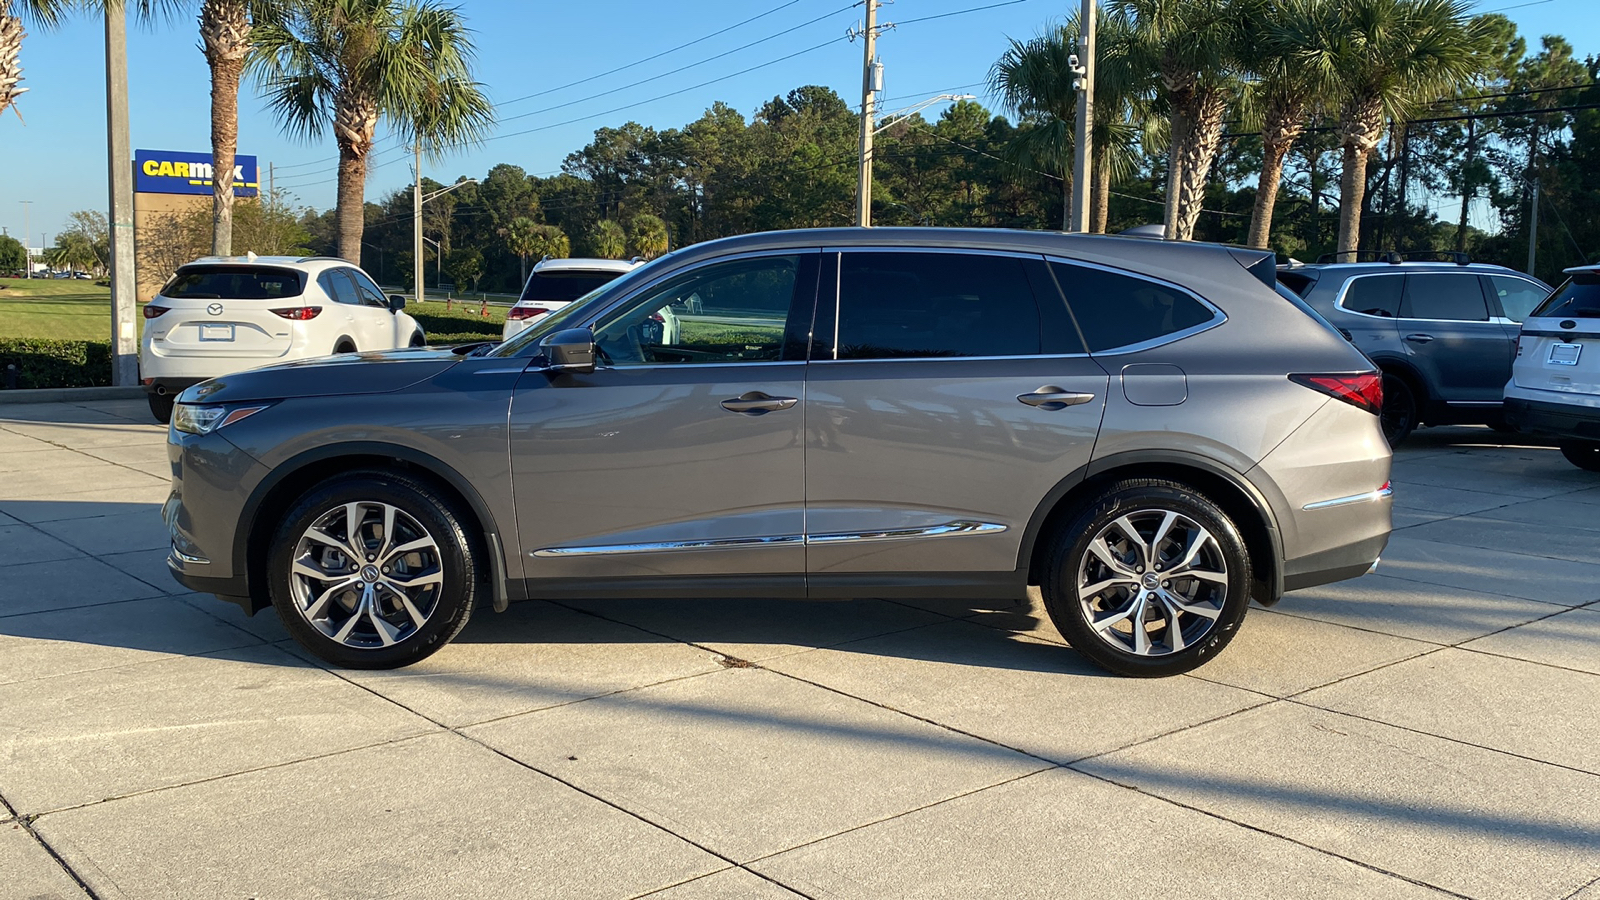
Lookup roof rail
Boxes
[1313,250,1472,266]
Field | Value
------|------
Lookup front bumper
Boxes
[163,424,271,607]
[1504,396,1600,441]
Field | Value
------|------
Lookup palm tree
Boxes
[1325,0,1486,261]
[990,30,1078,230]
[628,213,668,261]
[1112,0,1243,241]
[1243,0,1338,250]
[251,0,493,265]
[200,0,286,256]
[1086,8,1153,233]
[502,215,538,286]
[589,219,626,259]
[0,0,68,122]
[527,224,570,262]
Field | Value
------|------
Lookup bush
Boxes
[411,310,501,341]
[425,332,498,346]
[0,338,112,389]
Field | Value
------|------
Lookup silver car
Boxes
[164,228,1392,677]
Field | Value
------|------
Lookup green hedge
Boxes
[0,338,112,389]
[425,331,500,346]
[411,311,501,341]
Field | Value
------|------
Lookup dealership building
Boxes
[134,149,259,300]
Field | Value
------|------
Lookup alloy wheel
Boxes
[1076,509,1228,656]
[288,501,444,649]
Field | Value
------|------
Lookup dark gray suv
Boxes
[164,228,1392,677]
[1280,256,1550,445]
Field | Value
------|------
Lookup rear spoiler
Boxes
[1227,247,1277,288]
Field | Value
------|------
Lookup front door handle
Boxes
[1017,386,1096,410]
[1404,333,1435,344]
[720,391,798,415]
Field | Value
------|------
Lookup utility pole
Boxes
[1527,177,1539,277]
[854,0,880,227]
[269,162,275,197]
[414,142,424,302]
[19,200,30,278]
[105,7,138,386]
[1070,0,1096,233]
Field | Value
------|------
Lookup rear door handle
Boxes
[1017,386,1095,410]
[1404,333,1435,344]
[720,391,798,415]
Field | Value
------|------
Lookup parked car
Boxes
[502,257,641,341]
[164,228,1391,677]
[140,256,426,423]
[1504,264,1600,471]
[1279,252,1550,445]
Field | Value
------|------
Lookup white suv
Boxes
[503,257,641,341]
[141,256,425,422]
[1504,264,1600,471]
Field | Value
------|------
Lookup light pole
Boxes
[412,151,475,303]
[19,201,30,278]
[1069,0,1097,233]
[105,5,138,385]
[854,0,885,227]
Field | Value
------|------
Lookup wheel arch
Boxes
[333,335,357,353]
[1019,451,1285,606]
[1371,355,1430,415]
[236,442,510,615]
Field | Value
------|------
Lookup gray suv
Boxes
[1280,255,1550,445]
[164,228,1392,677]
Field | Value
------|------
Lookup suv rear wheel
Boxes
[1041,479,1252,677]
[1380,374,1417,447]
[267,470,479,668]
[147,392,173,424]
[1560,440,1600,472]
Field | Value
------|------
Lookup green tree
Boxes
[252,0,494,265]
[59,210,110,273]
[589,219,626,259]
[989,29,1080,229]
[0,233,24,270]
[527,224,570,261]
[444,246,482,293]
[47,232,97,273]
[0,0,68,122]
[1325,0,1487,260]
[627,213,668,260]
[502,216,540,286]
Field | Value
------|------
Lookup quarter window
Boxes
[1402,274,1487,321]
[1341,274,1403,318]
[1487,275,1549,322]
[1050,262,1213,352]
[594,255,803,366]
[836,252,1044,359]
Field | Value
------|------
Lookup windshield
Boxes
[1530,273,1600,319]
[163,266,304,300]
[518,269,626,305]
[490,258,667,358]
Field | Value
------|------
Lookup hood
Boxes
[179,347,468,405]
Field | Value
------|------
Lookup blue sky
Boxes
[1,0,1594,247]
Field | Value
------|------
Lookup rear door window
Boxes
[1340,274,1403,317]
[520,269,625,305]
[348,268,391,308]
[321,270,360,306]
[833,252,1063,359]
[1401,273,1488,321]
[163,267,303,300]
[1049,261,1214,352]
[1530,273,1600,319]
[1486,275,1549,322]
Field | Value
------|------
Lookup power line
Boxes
[893,0,1032,26]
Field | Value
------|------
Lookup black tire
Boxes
[1560,440,1600,472]
[1380,374,1417,448]
[1040,478,1252,677]
[267,470,479,669]
[409,330,427,348]
[334,341,356,354]
[147,392,174,424]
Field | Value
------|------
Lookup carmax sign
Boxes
[134,149,259,197]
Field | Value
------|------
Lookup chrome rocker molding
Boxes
[170,545,210,565]
[532,520,1006,558]
[1302,484,1394,511]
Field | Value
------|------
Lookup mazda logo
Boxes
[206,303,224,316]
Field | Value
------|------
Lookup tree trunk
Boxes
[519,254,526,286]
[1336,99,1385,263]
[1455,116,1476,253]
[201,0,249,257]
[1091,145,1110,234]
[332,92,379,264]
[1247,100,1304,250]
[1060,168,1072,232]
[1163,105,1187,237]
[1172,87,1227,242]
[0,7,27,121]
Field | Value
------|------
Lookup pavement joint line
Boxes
[0,629,269,688]
[1059,763,1478,900]
[0,592,172,621]
[1359,568,1598,608]
[0,786,104,900]
[1563,871,1600,900]
[625,866,742,900]
[0,424,170,483]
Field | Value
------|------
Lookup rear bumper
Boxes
[145,378,204,397]
[1282,530,1390,593]
[1504,396,1600,441]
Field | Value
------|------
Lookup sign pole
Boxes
[105,7,138,386]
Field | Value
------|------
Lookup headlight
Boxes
[173,403,269,435]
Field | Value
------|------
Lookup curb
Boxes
[0,386,146,405]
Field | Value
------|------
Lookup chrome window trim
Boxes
[1043,255,1227,355]
[531,520,1007,558]
[1336,270,1498,324]
[808,352,1091,365]
[1301,484,1394,511]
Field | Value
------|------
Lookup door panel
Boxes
[1398,273,1512,404]
[349,268,401,348]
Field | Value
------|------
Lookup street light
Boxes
[857,93,975,227]
[413,155,477,303]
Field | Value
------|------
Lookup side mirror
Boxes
[540,327,596,374]
[388,294,407,313]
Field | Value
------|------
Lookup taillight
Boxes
[1290,373,1383,415]
[142,305,169,319]
[507,306,550,321]
[270,306,322,320]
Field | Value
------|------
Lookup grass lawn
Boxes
[0,277,130,341]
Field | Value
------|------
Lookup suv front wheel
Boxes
[1041,479,1252,677]
[1560,440,1600,472]
[268,471,479,668]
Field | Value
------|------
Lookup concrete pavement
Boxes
[1,399,1597,899]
